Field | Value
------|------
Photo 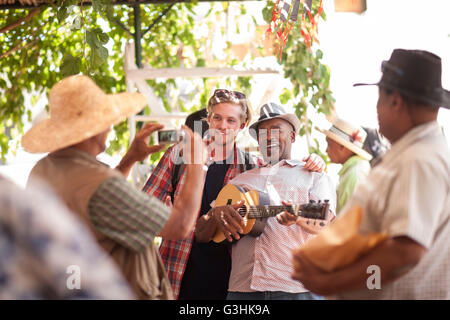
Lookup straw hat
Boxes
[249,102,301,140]
[22,75,147,153]
[316,118,373,161]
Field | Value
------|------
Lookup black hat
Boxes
[354,49,450,109]
[185,108,209,137]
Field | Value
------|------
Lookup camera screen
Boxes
[158,130,177,143]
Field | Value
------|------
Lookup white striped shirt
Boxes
[228,159,336,293]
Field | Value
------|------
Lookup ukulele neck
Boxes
[245,205,297,219]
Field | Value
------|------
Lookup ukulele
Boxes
[212,184,330,243]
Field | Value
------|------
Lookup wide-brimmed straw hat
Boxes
[316,118,373,161]
[249,102,301,140]
[22,75,147,153]
[354,49,450,109]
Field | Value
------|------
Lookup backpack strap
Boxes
[170,161,185,204]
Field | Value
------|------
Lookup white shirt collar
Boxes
[263,158,305,168]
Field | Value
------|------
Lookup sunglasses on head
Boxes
[213,89,246,100]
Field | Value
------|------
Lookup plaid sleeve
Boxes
[88,177,171,252]
[142,147,175,201]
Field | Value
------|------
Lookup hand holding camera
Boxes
[127,123,166,160]
[156,129,185,145]
[116,122,166,176]
[179,125,207,165]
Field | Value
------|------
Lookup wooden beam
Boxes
[127,66,280,80]
[0,0,261,10]
[132,114,188,121]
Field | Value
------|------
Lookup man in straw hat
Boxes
[316,118,371,214]
[196,102,336,300]
[23,75,208,300]
[292,49,450,299]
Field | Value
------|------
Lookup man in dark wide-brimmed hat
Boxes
[292,49,450,299]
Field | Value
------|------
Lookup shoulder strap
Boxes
[170,161,185,204]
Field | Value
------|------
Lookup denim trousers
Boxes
[226,291,323,300]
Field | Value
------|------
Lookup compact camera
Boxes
[157,129,185,144]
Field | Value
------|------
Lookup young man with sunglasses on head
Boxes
[143,89,325,300]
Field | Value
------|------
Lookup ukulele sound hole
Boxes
[238,207,246,217]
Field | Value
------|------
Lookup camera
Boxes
[157,129,185,144]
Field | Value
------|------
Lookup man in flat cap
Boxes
[292,49,450,299]
[196,102,336,300]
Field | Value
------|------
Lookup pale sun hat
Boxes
[22,75,147,153]
[316,118,373,161]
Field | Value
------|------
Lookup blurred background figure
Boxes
[362,126,390,166]
[0,176,134,299]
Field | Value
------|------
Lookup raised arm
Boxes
[157,126,207,240]
[116,123,166,177]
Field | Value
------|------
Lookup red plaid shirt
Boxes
[142,144,262,298]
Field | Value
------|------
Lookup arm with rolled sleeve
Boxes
[291,159,438,296]
[89,177,171,252]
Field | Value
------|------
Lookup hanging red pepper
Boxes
[265,0,323,58]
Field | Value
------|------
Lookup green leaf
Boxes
[93,27,109,44]
[86,30,100,49]
[92,0,112,15]
[60,54,81,77]
[196,58,206,67]
[279,89,292,104]
[316,49,323,60]
[56,7,69,23]
[89,45,108,68]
